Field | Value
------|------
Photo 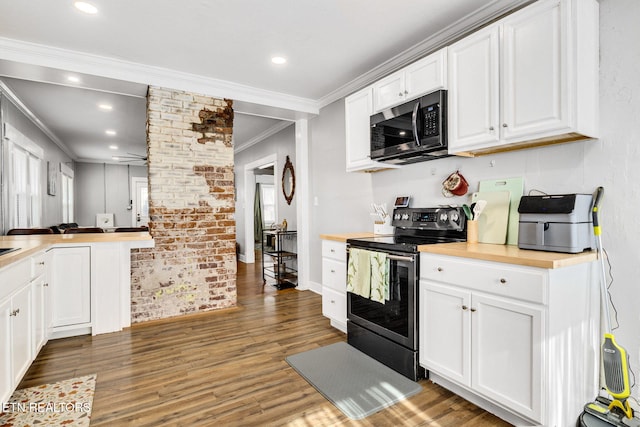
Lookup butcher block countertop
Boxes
[0,232,153,270]
[319,232,378,243]
[419,242,597,269]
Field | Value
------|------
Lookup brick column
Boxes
[130,86,236,323]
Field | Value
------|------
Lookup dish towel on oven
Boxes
[369,251,388,303]
[347,248,371,298]
[347,249,388,303]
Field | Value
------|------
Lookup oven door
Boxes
[347,249,417,350]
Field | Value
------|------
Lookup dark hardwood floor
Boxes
[19,260,511,426]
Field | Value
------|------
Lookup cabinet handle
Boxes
[404,90,408,95]
[499,278,507,284]
[38,261,45,265]
[489,126,494,131]
[461,305,468,311]
[43,282,49,287]
[398,92,403,97]
[330,269,335,273]
[470,308,477,313]
[330,249,335,253]
[330,300,335,304]
[502,123,508,128]
[437,267,443,272]
[9,309,19,317]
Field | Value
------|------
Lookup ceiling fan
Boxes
[117,153,148,165]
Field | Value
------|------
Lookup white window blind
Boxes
[4,124,44,229]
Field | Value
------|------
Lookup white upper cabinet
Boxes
[447,25,501,149]
[345,87,397,172]
[448,0,599,155]
[373,48,447,112]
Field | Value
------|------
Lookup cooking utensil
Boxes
[462,204,472,220]
[472,200,487,220]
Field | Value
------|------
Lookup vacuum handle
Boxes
[592,186,604,236]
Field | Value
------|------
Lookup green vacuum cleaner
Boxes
[582,187,639,427]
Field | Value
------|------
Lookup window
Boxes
[260,184,276,227]
[61,163,74,223]
[4,124,43,229]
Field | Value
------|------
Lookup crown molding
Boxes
[234,121,293,154]
[317,0,534,109]
[0,80,76,159]
[0,37,319,116]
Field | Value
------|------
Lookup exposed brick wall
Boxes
[130,86,236,323]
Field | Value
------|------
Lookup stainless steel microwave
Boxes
[370,89,448,165]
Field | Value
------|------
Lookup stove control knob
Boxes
[401,213,410,220]
[450,211,459,222]
[439,212,448,222]
[394,213,401,220]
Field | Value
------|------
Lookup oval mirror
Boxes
[282,155,295,205]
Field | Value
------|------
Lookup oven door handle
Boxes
[387,254,415,263]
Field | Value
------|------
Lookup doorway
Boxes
[131,177,149,227]
[243,154,278,264]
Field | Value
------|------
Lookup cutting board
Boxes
[471,191,510,244]
[479,177,524,245]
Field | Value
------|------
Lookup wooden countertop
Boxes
[419,242,597,269]
[319,232,379,243]
[0,232,153,270]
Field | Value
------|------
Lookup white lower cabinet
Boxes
[321,240,347,332]
[50,247,91,331]
[419,253,598,426]
[0,258,33,404]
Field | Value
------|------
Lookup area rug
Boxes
[0,374,96,427]
[286,342,421,420]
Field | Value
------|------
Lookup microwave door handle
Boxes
[411,101,421,146]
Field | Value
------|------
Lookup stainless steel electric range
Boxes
[346,206,466,381]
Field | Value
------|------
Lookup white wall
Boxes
[75,162,147,227]
[234,124,296,259]
[309,0,640,398]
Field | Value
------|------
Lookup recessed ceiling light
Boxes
[67,75,80,83]
[98,104,113,111]
[109,145,118,150]
[105,130,117,136]
[74,1,98,14]
[271,56,287,65]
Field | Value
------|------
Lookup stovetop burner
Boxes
[347,207,467,253]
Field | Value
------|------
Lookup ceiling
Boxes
[0,0,529,163]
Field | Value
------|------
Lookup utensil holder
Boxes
[467,220,478,244]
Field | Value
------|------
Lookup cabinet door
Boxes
[31,275,47,355]
[471,293,543,423]
[322,286,346,326]
[405,48,447,100]
[373,71,405,111]
[11,285,32,387]
[345,88,394,172]
[448,25,500,152]
[50,247,91,327]
[501,0,568,142]
[419,281,471,387]
[0,298,12,403]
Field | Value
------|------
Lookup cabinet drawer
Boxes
[322,240,346,262]
[322,287,346,323]
[421,254,547,304]
[322,258,346,292]
[31,252,46,279]
[0,258,31,301]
